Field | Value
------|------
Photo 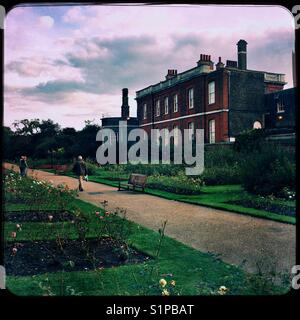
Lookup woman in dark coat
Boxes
[19,156,28,177]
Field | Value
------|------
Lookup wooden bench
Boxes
[118,173,147,192]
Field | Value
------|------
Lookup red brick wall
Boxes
[137,69,230,143]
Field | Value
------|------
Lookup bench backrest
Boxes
[128,173,147,187]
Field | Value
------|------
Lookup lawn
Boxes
[3,171,289,296]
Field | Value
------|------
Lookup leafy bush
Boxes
[204,145,238,168]
[147,173,202,195]
[234,129,267,153]
[240,144,296,196]
[102,163,184,177]
[201,165,241,185]
[85,162,98,175]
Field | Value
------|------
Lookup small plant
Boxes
[73,208,89,243]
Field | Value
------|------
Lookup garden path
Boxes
[4,163,296,275]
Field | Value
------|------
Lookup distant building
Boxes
[264,87,295,135]
[135,39,291,144]
[101,88,139,141]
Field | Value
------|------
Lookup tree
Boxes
[3,126,14,159]
[38,119,61,137]
[12,119,41,136]
[74,121,101,159]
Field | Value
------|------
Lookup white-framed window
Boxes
[173,125,179,146]
[208,119,215,144]
[188,88,194,109]
[188,122,194,140]
[155,100,160,117]
[164,97,169,114]
[173,94,178,112]
[277,101,285,113]
[208,81,215,104]
[143,103,147,119]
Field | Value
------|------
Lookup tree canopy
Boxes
[3,119,101,163]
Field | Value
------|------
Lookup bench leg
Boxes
[118,181,121,191]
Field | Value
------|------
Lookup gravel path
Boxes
[4,163,296,274]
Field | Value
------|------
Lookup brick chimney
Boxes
[216,57,224,70]
[197,54,214,73]
[165,69,177,80]
[226,60,238,68]
[121,88,130,119]
[237,39,247,70]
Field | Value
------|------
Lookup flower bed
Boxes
[5,237,150,276]
[227,198,295,217]
[4,170,76,211]
[5,210,75,222]
[147,174,202,195]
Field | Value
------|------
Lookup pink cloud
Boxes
[63,7,85,24]
[4,4,295,129]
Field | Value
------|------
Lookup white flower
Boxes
[162,289,170,296]
[159,279,167,288]
[217,286,228,295]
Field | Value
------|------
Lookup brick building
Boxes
[135,39,287,144]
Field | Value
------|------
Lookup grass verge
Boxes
[4,200,289,296]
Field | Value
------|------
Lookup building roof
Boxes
[136,65,286,99]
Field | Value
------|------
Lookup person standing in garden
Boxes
[19,156,28,177]
[73,155,87,191]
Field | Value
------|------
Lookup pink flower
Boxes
[105,211,110,215]
[11,232,17,238]
[12,247,18,255]
[100,216,104,220]
[95,211,100,216]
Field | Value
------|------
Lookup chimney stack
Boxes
[165,69,177,80]
[237,39,247,70]
[121,88,130,119]
[216,56,224,70]
[197,54,214,73]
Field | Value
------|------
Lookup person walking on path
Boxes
[72,155,87,191]
[19,156,28,177]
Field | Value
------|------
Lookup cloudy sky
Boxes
[4,4,295,129]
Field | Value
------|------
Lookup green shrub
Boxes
[234,129,267,153]
[147,173,202,195]
[204,145,238,168]
[102,163,184,177]
[240,144,295,196]
[202,165,241,185]
[85,162,98,175]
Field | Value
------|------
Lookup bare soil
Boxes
[5,237,150,276]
